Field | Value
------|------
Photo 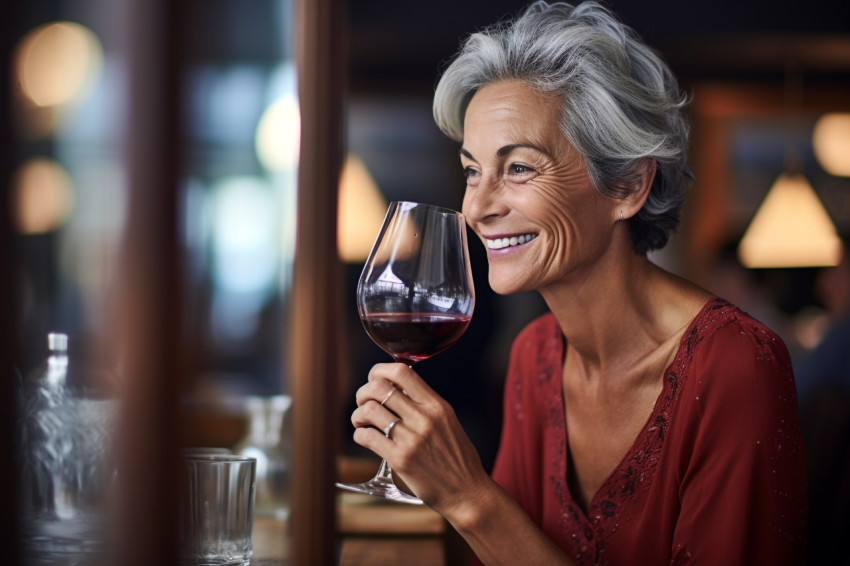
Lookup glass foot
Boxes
[336,477,423,505]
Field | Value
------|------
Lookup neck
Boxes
[539,245,707,377]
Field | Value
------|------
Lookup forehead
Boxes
[463,80,565,152]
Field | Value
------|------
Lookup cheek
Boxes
[530,189,615,258]
[521,183,579,231]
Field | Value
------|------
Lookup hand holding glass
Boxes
[336,201,475,504]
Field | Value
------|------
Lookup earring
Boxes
[620,210,624,221]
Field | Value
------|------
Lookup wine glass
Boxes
[336,201,475,504]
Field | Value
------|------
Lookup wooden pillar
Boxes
[113,0,187,563]
[291,0,347,564]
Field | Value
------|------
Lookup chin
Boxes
[487,272,534,296]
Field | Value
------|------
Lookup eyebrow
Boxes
[459,143,552,161]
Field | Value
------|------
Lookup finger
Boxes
[375,381,417,421]
[379,386,397,407]
[352,426,393,458]
[351,398,400,430]
[368,363,439,404]
[366,362,397,381]
[354,375,395,407]
[382,417,402,440]
[352,418,407,457]
[364,365,453,435]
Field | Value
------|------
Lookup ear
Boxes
[616,158,656,222]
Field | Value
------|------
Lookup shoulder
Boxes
[680,299,798,427]
[689,299,792,377]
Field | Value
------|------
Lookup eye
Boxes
[463,166,480,180]
[507,163,535,177]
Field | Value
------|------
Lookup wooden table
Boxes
[251,493,448,566]
[338,492,446,566]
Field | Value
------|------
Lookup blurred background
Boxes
[2,0,850,563]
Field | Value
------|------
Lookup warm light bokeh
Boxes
[12,158,75,234]
[255,95,301,172]
[813,113,850,177]
[15,21,103,108]
[337,155,388,262]
[738,172,842,268]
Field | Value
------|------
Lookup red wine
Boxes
[361,313,471,365]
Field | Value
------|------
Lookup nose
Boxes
[462,176,506,224]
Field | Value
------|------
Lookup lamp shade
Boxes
[337,155,387,262]
[738,172,842,268]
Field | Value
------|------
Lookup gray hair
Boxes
[433,1,692,254]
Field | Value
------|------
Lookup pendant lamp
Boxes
[737,172,842,268]
[738,63,843,268]
[337,154,387,262]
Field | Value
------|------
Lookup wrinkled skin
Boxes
[351,364,489,513]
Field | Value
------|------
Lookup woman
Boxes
[348,2,808,564]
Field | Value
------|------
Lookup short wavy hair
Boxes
[433,1,693,254]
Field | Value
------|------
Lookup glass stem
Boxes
[375,459,394,482]
[374,360,413,484]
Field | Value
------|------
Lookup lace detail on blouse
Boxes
[542,298,732,564]
[492,297,806,566]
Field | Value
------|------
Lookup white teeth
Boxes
[487,234,536,250]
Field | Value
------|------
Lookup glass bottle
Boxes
[234,395,292,520]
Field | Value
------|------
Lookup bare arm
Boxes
[441,478,573,565]
[350,363,575,566]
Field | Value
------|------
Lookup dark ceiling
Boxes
[347,0,850,93]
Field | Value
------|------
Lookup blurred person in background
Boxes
[795,239,850,566]
[796,240,850,403]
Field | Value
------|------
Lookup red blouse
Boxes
[488,298,807,565]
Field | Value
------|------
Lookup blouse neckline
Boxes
[550,296,722,527]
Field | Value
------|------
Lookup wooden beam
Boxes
[113,0,187,563]
[291,0,347,564]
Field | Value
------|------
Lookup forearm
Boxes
[442,479,575,566]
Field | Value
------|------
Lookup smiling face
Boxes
[460,80,622,295]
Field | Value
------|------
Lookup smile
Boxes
[486,233,538,250]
